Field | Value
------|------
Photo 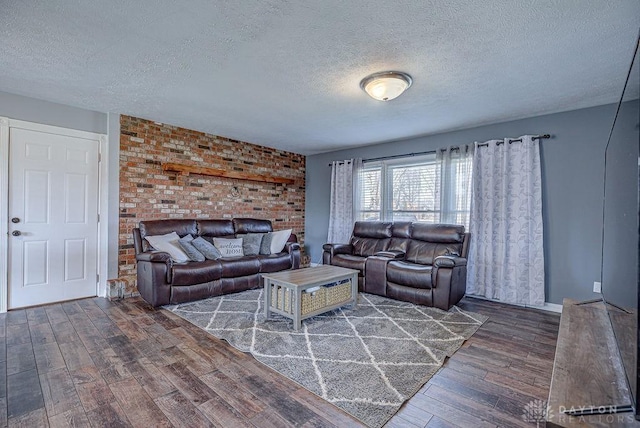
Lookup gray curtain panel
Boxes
[467,135,545,306]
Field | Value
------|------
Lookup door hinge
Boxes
[98,153,102,162]
[96,274,99,283]
[97,214,100,222]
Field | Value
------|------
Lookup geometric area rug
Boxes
[166,289,487,428]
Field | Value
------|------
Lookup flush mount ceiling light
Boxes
[360,71,413,101]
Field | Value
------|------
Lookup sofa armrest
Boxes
[433,255,467,268]
[322,243,354,266]
[364,255,394,296]
[285,242,301,253]
[322,243,353,256]
[136,251,172,263]
[135,251,173,306]
[374,250,405,260]
[432,255,468,310]
[136,251,173,283]
[284,242,301,269]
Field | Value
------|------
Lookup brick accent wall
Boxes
[118,115,305,288]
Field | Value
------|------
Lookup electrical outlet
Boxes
[593,281,602,293]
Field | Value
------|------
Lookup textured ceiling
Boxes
[1,1,639,155]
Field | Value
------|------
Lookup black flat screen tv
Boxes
[602,33,640,418]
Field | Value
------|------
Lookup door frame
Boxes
[0,117,109,312]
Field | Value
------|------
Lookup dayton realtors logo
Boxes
[523,400,637,425]
[522,399,551,427]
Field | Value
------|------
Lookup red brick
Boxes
[119,116,305,288]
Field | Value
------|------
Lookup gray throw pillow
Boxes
[260,233,273,255]
[192,236,222,260]
[237,233,264,256]
[178,234,205,262]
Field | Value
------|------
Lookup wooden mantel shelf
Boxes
[162,162,295,185]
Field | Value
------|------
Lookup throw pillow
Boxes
[213,237,244,258]
[270,229,292,254]
[178,234,205,262]
[237,233,264,256]
[144,232,190,263]
[192,237,222,260]
[260,233,273,255]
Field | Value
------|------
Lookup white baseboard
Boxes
[539,302,563,313]
[466,294,563,313]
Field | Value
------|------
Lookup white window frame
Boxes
[356,152,472,227]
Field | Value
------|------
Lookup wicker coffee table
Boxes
[263,265,358,331]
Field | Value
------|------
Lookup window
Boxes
[355,151,472,227]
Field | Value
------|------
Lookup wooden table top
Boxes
[261,265,358,287]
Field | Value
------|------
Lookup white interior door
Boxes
[8,127,99,309]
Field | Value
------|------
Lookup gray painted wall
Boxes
[306,102,639,304]
[0,91,107,134]
[107,113,120,279]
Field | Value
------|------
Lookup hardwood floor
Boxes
[0,295,559,427]
[388,297,560,428]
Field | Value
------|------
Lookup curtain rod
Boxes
[328,134,551,166]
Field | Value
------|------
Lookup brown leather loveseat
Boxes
[323,221,469,310]
[133,218,300,307]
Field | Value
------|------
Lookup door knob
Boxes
[11,230,21,236]
[11,217,20,223]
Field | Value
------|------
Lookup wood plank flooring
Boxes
[389,297,560,428]
[0,295,559,427]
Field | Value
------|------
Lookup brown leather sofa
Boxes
[133,218,300,307]
[323,221,469,310]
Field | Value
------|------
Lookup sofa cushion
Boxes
[218,257,261,277]
[391,222,413,238]
[258,253,293,273]
[387,237,411,253]
[353,221,393,239]
[260,233,273,255]
[145,232,190,263]
[233,218,273,234]
[405,241,437,265]
[386,261,433,289]
[331,254,367,274]
[405,241,462,266]
[171,260,222,286]
[213,238,244,257]
[140,219,197,240]
[197,220,235,240]
[270,229,292,253]
[410,223,465,243]
[237,233,264,256]
[192,237,222,260]
[178,235,205,262]
[351,236,389,257]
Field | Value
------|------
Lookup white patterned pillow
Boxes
[213,237,244,258]
[270,229,292,254]
[144,232,190,263]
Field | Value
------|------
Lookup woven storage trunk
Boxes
[325,281,353,306]
[301,288,327,315]
[270,284,328,315]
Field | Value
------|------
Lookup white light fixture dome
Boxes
[360,71,412,101]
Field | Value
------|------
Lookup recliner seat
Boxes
[323,221,469,310]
